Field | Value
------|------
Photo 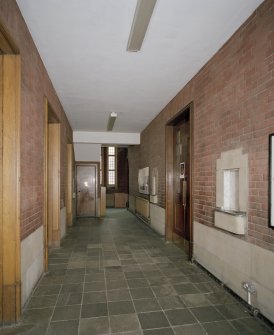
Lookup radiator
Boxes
[135,196,150,221]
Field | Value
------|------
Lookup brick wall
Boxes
[0,1,73,240]
[128,0,274,251]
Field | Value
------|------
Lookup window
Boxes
[107,146,116,186]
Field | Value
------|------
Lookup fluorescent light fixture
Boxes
[107,112,117,131]
[127,0,157,52]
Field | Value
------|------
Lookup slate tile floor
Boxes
[1,209,274,335]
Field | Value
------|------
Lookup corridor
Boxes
[1,210,273,335]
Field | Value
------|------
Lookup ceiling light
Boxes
[107,112,117,131]
[127,0,157,52]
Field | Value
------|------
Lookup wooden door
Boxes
[76,164,97,216]
[173,112,190,240]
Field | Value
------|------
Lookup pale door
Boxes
[76,164,97,216]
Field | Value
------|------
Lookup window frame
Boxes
[107,146,117,187]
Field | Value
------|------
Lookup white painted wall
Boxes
[194,221,274,323]
[150,204,165,236]
[21,226,44,307]
[74,143,101,162]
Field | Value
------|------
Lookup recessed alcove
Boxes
[215,148,248,235]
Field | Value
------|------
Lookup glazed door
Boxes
[173,113,190,240]
[76,164,97,217]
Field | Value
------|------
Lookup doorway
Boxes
[166,103,193,259]
[44,100,61,265]
[76,163,99,217]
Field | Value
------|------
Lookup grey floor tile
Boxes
[107,288,131,302]
[195,282,222,294]
[167,276,189,285]
[79,316,110,335]
[180,293,211,307]
[207,292,236,305]
[173,324,207,335]
[23,307,54,324]
[186,274,210,283]
[190,306,225,323]
[110,313,140,333]
[112,332,143,335]
[131,287,154,299]
[84,281,106,292]
[143,328,175,335]
[231,318,274,335]
[203,320,239,335]
[133,298,161,313]
[28,295,58,309]
[61,283,83,294]
[164,308,196,326]
[173,284,199,295]
[33,285,61,296]
[47,320,79,335]
[82,291,107,304]
[125,271,145,279]
[157,296,185,310]
[107,279,128,290]
[152,285,177,297]
[127,278,149,288]
[147,277,169,286]
[81,303,108,318]
[215,303,250,320]
[138,311,169,330]
[0,324,48,335]
[51,305,80,321]
[56,293,82,306]
[85,273,105,282]
[108,300,135,315]
[143,271,163,279]
[63,274,85,284]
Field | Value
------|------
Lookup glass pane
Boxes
[108,156,115,170]
[108,146,115,155]
[223,169,239,211]
[108,171,115,185]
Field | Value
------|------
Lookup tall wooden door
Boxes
[173,111,190,240]
[76,164,97,217]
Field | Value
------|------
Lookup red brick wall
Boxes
[0,1,73,240]
[128,0,274,251]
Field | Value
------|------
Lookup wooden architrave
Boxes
[44,100,61,258]
[0,55,21,324]
[66,143,74,226]
[47,122,61,248]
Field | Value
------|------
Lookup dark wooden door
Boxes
[76,164,97,217]
[173,112,190,240]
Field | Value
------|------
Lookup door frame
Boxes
[66,143,74,226]
[0,55,21,323]
[44,99,61,269]
[165,102,194,260]
[75,161,100,217]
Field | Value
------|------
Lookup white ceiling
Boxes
[16,0,263,133]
